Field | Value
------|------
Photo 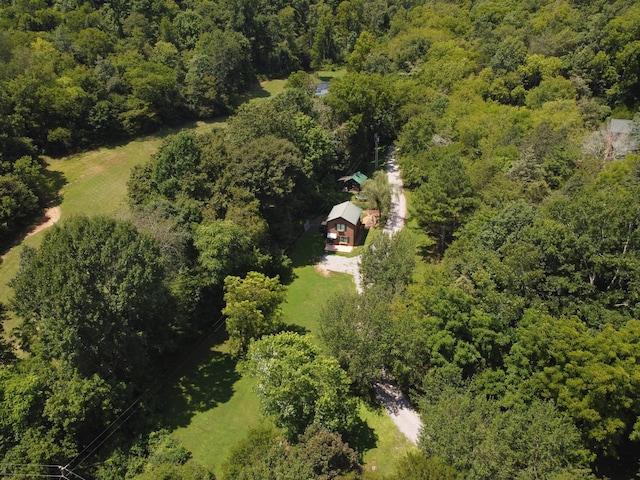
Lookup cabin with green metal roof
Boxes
[338,171,368,191]
[324,201,364,249]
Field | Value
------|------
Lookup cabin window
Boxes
[338,236,349,244]
[336,223,347,232]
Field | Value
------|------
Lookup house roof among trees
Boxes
[327,201,362,225]
[349,171,368,185]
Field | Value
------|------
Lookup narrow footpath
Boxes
[317,146,423,444]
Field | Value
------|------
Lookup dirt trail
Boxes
[1,207,61,263]
[26,206,61,239]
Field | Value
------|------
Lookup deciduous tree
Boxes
[222,272,286,355]
[10,215,174,386]
[419,385,592,479]
[245,332,358,438]
[359,228,415,294]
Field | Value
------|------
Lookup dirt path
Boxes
[317,147,422,444]
[374,380,422,444]
[1,206,61,263]
[26,206,61,239]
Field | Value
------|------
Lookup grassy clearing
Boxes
[0,136,159,308]
[244,68,347,101]
[0,121,221,323]
[317,68,347,81]
[360,403,416,477]
[167,340,263,477]
[168,231,412,477]
[282,264,355,344]
[244,78,288,101]
[166,238,357,477]
[283,230,355,342]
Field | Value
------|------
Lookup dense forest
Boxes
[2,0,640,478]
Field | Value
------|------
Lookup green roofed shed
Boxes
[350,171,368,185]
[338,171,368,191]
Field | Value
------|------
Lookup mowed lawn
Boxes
[169,231,413,478]
[245,68,346,100]
[0,120,222,308]
[0,136,159,311]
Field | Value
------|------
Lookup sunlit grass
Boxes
[317,68,347,81]
[360,402,416,478]
[169,231,412,477]
[168,341,263,477]
[0,120,221,327]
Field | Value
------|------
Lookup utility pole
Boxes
[374,133,379,170]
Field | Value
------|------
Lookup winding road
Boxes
[317,146,423,444]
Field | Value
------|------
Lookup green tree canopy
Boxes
[10,215,174,386]
[194,220,267,288]
[419,385,592,479]
[359,229,415,294]
[505,312,640,459]
[245,332,358,438]
[413,153,477,254]
[359,170,392,222]
[222,272,286,355]
[223,423,360,480]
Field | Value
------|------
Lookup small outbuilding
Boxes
[325,201,364,249]
[338,171,368,192]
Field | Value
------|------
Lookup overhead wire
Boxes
[65,313,227,472]
[0,465,59,470]
[0,464,63,478]
[0,475,61,478]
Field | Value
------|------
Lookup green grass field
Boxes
[167,339,263,476]
[244,68,346,100]
[167,231,412,478]
[0,136,160,310]
[0,121,226,308]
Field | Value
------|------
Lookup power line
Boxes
[0,465,59,469]
[0,463,86,479]
[58,465,88,480]
[0,475,61,478]
[65,314,227,471]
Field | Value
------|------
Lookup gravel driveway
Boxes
[316,254,363,293]
[317,147,423,444]
[383,147,407,236]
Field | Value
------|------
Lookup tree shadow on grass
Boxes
[344,417,378,455]
[160,343,241,430]
[43,169,66,203]
[278,323,310,336]
[287,231,327,270]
